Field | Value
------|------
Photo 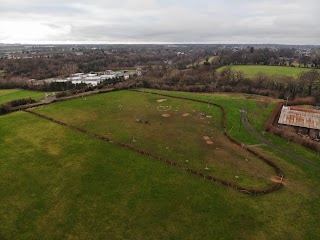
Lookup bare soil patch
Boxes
[203,136,210,141]
[270,176,287,185]
[183,113,191,117]
[157,99,167,103]
[206,140,214,145]
[197,113,205,119]
[162,114,171,118]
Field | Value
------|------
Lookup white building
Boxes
[43,69,134,87]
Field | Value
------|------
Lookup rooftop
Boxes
[278,106,320,130]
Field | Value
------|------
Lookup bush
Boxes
[0,98,36,114]
[8,98,36,107]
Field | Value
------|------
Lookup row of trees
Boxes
[217,48,320,68]
[133,65,320,101]
[0,50,175,80]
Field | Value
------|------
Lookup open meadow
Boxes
[217,65,318,78]
[0,89,320,239]
[0,89,44,104]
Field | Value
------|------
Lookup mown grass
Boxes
[0,90,320,239]
[217,65,318,78]
[33,90,276,189]
[0,89,44,104]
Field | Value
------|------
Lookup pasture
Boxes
[32,90,276,189]
[0,89,320,239]
[0,89,44,104]
[217,65,317,78]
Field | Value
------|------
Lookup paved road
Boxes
[241,110,320,170]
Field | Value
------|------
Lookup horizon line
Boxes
[1,42,319,46]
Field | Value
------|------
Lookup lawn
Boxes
[32,90,277,189]
[217,65,318,78]
[0,90,320,239]
[0,89,44,104]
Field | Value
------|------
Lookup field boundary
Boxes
[0,88,115,116]
[24,89,284,195]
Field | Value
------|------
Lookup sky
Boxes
[0,0,319,44]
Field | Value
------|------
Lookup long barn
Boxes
[278,106,320,139]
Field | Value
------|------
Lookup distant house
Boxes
[104,70,114,75]
[100,74,117,80]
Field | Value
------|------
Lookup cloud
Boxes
[0,0,318,44]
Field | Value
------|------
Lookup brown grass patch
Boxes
[47,144,61,156]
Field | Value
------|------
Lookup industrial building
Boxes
[43,70,137,86]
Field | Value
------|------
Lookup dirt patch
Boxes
[162,114,171,118]
[270,176,287,185]
[203,136,210,141]
[197,113,205,119]
[182,113,191,117]
[206,140,214,145]
[157,99,167,103]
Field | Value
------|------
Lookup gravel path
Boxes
[241,110,320,170]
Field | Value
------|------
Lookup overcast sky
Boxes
[0,0,319,44]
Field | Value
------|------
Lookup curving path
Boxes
[241,110,320,170]
[23,89,285,195]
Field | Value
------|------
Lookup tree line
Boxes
[132,65,320,101]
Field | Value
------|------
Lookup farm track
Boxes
[23,89,284,195]
[241,110,320,170]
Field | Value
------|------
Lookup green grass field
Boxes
[32,90,276,189]
[0,89,44,104]
[0,90,320,239]
[217,65,318,78]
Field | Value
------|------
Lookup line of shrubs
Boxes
[0,98,36,114]
[265,97,320,151]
